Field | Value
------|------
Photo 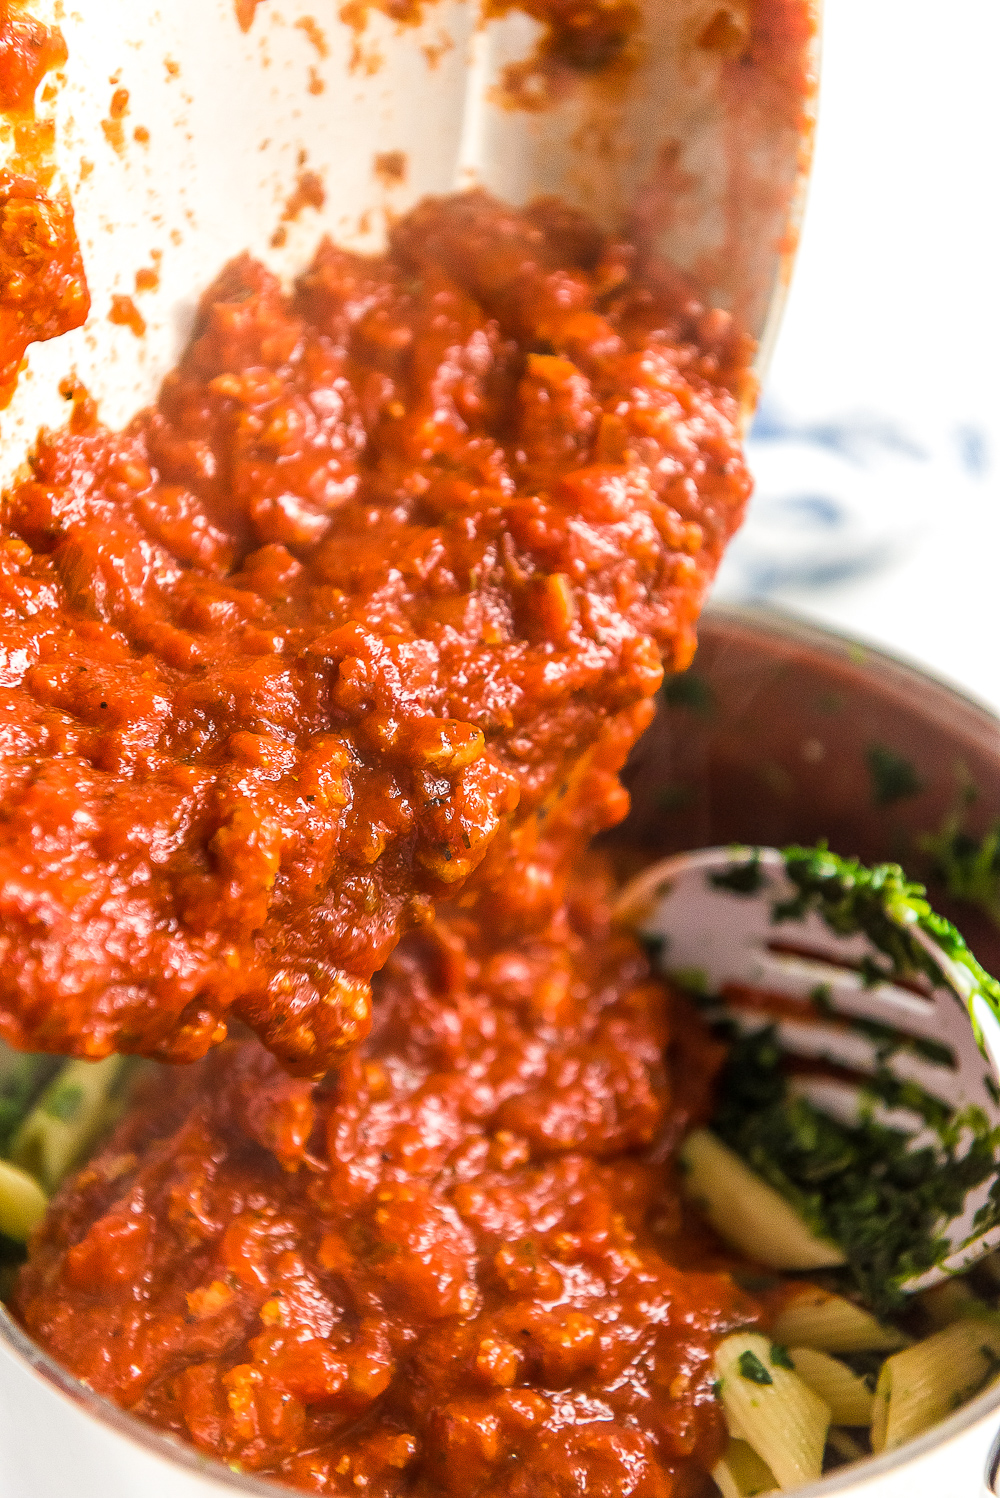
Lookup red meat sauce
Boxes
[15,857,770,1497]
[0,190,753,1072]
[0,0,90,407]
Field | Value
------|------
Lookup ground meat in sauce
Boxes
[0,190,752,1071]
[0,3,90,407]
[14,859,762,1497]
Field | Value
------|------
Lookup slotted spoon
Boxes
[615,844,1000,1291]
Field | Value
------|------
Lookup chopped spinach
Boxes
[840,1014,954,1070]
[663,671,714,716]
[866,744,923,807]
[710,849,764,894]
[738,1349,773,1385]
[0,1052,60,1155]
[922,817,1000,928]
[776,844,1000,1056]
[711,1026,1000,1312]
[656,784,694,813]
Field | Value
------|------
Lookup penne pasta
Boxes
[0,1048,60,1155]
[770,1288,908,1354]
[11,1056,125,1193]
[715,1332,830,1490]
[917,1279,984,1331]
[825,1427,867,1465]
[870,1318,1000,1452]
[977,1250,1000,1290]
[680,1130,845,1271]
[786,1347,874,1425]
[0,1158,47,1243]
[713,1438,779,1497]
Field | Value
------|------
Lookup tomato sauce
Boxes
[0,1,89,408]
[15,857,762,1496]
[0,0,827,1483]
[0,191,752,1071]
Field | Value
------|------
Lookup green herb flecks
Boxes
[775,844,1000,1059]
[0,1231,27,1301]
[841,1014,954,1071]
[866,744,923,807]
[668,966,710,998]
[922,817,1000,928]
[769,1344,795,1369]
[663,671,715,716]
[639,933,667,967]
[710,848,764,895]
[656,784,694,814]
[712,1026,1000,1312]
[737,1349,773,1385]
[0,1051,60,1155]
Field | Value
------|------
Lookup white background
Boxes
[714,0,1000,714]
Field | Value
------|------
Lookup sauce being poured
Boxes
[0,191,752,1071]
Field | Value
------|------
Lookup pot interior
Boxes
[613,603,1000,978]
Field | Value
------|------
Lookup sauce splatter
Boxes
[421,28,454,68]
[234,0,265,33]
[698,2,751,57]
[294,14,328,55]
[486,0,641,109]
[107,291,146,337]
[271,167,325,246]
[100,83,129,154]
[134,255,161,294]
[374,150,406,187]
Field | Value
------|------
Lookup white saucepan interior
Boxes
[1,0,814,485]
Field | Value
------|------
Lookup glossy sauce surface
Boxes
[15,860,760,1497]
[0,191,751,1069]
[0,0,89,407]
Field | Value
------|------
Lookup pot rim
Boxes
[4,600,999,1498]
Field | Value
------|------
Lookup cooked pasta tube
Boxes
[825,1427,867,1465]
[11,1056,125,1193]
[871,1319,1000,1452]
[0,1158,47,1242]
[681,1130,846,1270]
[786,1347,874,1425]
[770,1288,908,1354]
[0,1047,59,1152]
[715,1332,830,1489]
[917,1279,984,1331]
[712,1438,779,1498]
